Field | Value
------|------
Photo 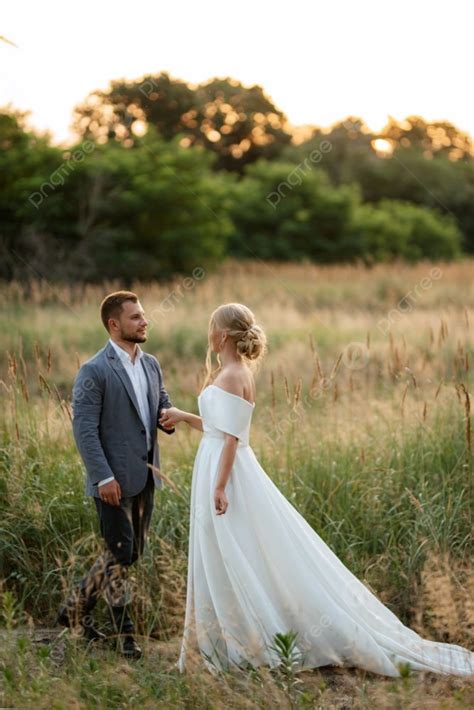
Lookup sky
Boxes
[1,0,473,147]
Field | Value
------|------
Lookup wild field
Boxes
[0,259,473,708]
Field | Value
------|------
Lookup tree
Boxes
[1,114,235,282]
[380,115,473,161]
[72,73,292,172]
[349,147,474,254]
[71,72,196,145]
[350,199,462,262]
[227,158,462,264]
[192,77,291,172]
[228,159,361,262]
[282,117,377,185]
[0,109,64,280]
[287,116,474,254]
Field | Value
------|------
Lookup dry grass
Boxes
[1,259,473,707]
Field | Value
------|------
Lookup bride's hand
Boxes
[160,407,183,428]
[214,487,228,515]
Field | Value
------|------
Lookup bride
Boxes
[159,303,474,678]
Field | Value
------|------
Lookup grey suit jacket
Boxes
[72,340,174,497]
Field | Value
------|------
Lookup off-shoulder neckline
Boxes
[203,384,255,408]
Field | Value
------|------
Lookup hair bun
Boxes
[205,304,267,383]
[236,323,266,361]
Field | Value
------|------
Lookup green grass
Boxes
[0,261,473,707]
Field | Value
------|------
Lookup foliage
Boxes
[71,72,292,172]
[0,105,472,283]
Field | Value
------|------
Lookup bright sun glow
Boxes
[372,138,393,155]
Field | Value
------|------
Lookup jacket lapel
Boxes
[105,342,159,432]
[106,341,143,422]
[142,355,159,429]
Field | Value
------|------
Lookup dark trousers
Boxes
[64,450,155,634]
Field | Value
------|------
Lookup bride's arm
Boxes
[214,434,238,515]
[159,406,203,431]
[212,370,250,515]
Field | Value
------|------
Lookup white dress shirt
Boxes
[98,338,153,488]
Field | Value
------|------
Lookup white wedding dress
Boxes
[177,384,474,677]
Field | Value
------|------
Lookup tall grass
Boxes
[0,259,473,706]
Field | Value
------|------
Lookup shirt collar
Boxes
[109,338,143,364]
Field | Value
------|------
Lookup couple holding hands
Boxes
[58,291,473,678]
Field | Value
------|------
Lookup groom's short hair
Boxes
[100,291,139,332]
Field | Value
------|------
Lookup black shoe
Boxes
[119,634,142,659]
[109,604,133,634]
[56,604,75,628]
[81,624,107,643]
[56,605,106,642]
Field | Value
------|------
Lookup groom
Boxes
[57,291,175,658]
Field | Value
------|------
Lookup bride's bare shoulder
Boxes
[213,368,244,396]
[213,366,255,403]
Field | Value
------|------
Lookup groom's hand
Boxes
[159,407,181,429]
[98,480,122,506]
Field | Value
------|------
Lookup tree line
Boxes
[1,73,473,282]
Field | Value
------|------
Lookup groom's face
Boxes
[115,300,149,343]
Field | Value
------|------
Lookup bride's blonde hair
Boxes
[202,303,267,390]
